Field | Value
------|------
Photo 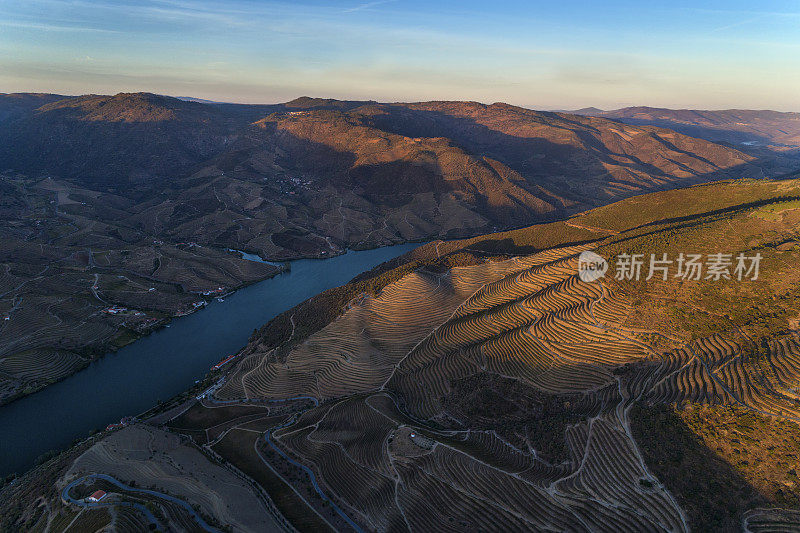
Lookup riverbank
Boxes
[0,242,381,409]
[0,243,419,478]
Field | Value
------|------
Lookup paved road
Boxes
[62,473,222,533]
[260,396,365,533]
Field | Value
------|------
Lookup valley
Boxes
[0,243,417,479]
[2,92,797,405]
[0,174,278,404]
[4,1,798,530]
[6,178,800,531]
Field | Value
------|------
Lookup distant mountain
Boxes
[0,93,793,259]
[0,93,70,124]
[173,96,229,104]
[363,101,767,203]
[0,92,278,186]
[572,106,800,157]
[565,106,605,114]
[146,97,786,257]
[283,95,377,110]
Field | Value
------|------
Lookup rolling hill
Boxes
[1,93,798,403]
[7,177,800,531]
[573,106,800,158]
[3,92,790,259]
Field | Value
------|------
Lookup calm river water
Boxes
[0,243,418,477]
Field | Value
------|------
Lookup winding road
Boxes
[62,473,222,533]
[260,397,365,533]
[205,392,365,532]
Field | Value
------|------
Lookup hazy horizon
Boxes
[2,0,799,111]
[4,90,800,114]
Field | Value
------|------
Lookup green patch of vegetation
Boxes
[590,192,800,340]
[750,199,800,221]
[110,327,142,349]
[525,414,584,464]
[443,374,592,464]
[457,221,599,256]
[632,401,800,528]
[580,180,800,233]
[678,404,800,509]
[630,403,766,530]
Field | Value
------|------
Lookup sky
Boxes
[1,0,799,110]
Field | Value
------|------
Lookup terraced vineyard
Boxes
[631,335,800,419]
[234,245,690,531]
[217,251,559,402]
[9,178,800,531]
[209,179,800,531]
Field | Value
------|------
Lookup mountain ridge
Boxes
[1,91,793,260]
[1,92,796,406]
[572,105,800,155]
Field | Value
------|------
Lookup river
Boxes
[0,243,418,477]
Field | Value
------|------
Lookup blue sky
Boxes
[1,0,798,110]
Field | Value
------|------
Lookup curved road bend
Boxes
[262,397,366,533]
[62,473,222,533]
[207,393,365,533]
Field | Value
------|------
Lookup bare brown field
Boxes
[61,424,281,532]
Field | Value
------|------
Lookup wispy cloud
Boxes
[686,7,800,18]
[709,12,769,33]
[0,20,121,33]
[343,0,397,14]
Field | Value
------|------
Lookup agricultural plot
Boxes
[267,389,686,532]
[61,424,282,532]
[210,243,696,531]
[634,335,800,420]
[386,248,650,418]
[744,509,800,532]
[0,175,278,403]
[14,179,800,531]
